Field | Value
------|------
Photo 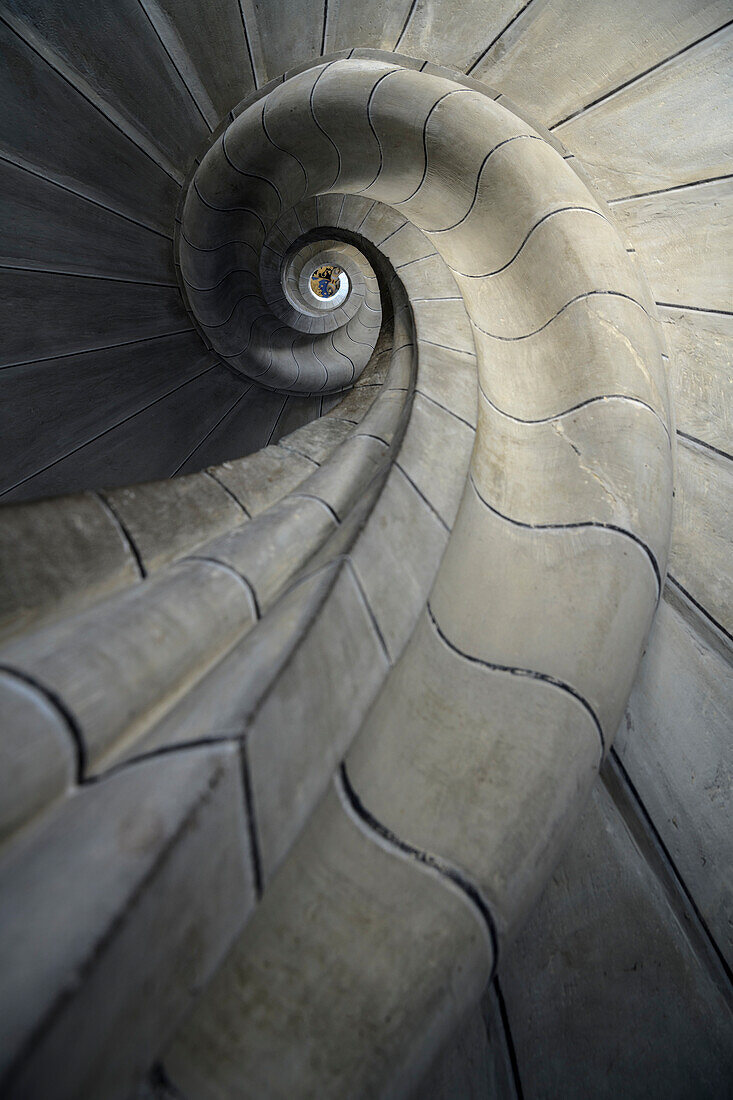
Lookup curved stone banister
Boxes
[0,48,673,1100]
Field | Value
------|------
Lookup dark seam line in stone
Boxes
[0,12,182,185]
[183,267,259,293]
[354,431,391,449]
[656,302,733,317]
[266,396,290,445]
[609,173,733,205]
[338,762,499,972]
[420,338,474,356]
[187,555,261,619]
[479,385,671,446]
[394,462,449,532]
[666,575,733,646]
[94,492,147,579]
[202,469,251,517]
[609,748,733,990]
[344,560,392,665]
[424,134,544,233]
[137,0,213,132]
[377,222,406,247]
[472,289,650,341]
[0,662,87,782]
[0,263,178,287]
[469,473,661,595]
[395,253,439,269]
[415,389,475,431]
[0,327,196,372]
[453,205,605,278]
[290,492,341,524]
[467,0,539,74]
[277,441,321,466]
[355,69,400,194]
[493,977,526,1100]
[221,136,284,215]
[410,296,462,302]
[394,89,473,207]
[309,62,343,190]
[290,341,302,387]
[320,0,329,55]
[262,101,309,192]
[101,736,251,779]
[239,739,264,897]
[312,343,331,391]
[0,364,216,495]
[551,19,733,129]
[356,201,376,231]
[426,601,606,756]
[180,230,261,256]
[0,150,173,239]
[677,430,732,463]
[393,0,420,51]
[199,292,261,329]
[192,177,268,232]
[237,0,259,88]
[171,388,252,475]
[331,331,356,383]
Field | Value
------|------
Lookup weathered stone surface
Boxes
[669,440,732,632]
[0,492,139,640]
[0,745,256,1099]
[499,779,733,1099]
[611,178,733,310]
[0,672,75,843]
[104,473,245,572]
[660,307,732,454]
[619,594,733,966]
[164,782,493,1100]
[556,28,733,196]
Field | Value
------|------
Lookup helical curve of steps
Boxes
[0,47,675,1100]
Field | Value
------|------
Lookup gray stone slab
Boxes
[669,440,732,633]
[660,306,732,454]
[0,744,256,1099]
[210,445,316,517]
[0,335,214,499]
[397,0,520,71]
[176,386,288,475]
[619,594,733,967]
[150,0,256,121]
[278,416,355,464]
[4,367,248,503]
[3,0,209,172]
[474,0,730,129]
[104,473,246,573]
[0,557,256,772]
[350,463,448,660]
[248,565,391,880]
[0,157,173,282]
[0,671,75,844]
[0,18,177,233]
[0,268,190,369]
[164,782,492,1100]
[611,178,732,311]
[397,392,474,528]
[556,28,733,197]
[499,779,733,1099]
[0,492,139,640]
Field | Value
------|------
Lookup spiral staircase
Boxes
[0,3,730,1098]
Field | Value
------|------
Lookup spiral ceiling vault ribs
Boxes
[0,4,731,1098]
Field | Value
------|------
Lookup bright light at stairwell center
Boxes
[308,263,350,308]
